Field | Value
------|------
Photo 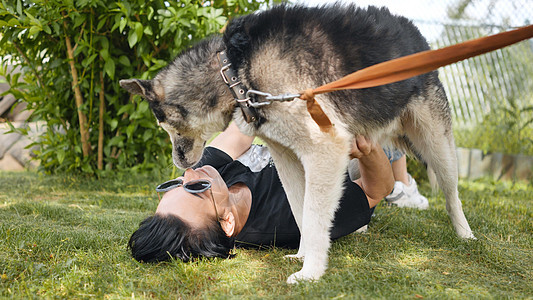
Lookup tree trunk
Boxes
[97,70,105,170]
[63,16,91,157]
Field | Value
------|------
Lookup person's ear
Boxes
[219,212,235,237]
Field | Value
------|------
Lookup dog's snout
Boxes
[171,138,202,169]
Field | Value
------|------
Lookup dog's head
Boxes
[120,38,234,168]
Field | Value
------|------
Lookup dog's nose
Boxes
[176,146,186,161]
[173,156,194,169]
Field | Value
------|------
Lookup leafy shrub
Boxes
[454,99,533,156]
[0,0,274,174]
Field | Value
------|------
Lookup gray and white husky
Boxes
[121,4,475,283]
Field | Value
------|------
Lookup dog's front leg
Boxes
[266,141,307,260]
[286,147,350,284]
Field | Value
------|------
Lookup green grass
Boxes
[1,171,531,299]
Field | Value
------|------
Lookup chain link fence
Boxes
[409,0,533,127]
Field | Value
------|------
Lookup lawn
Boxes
[0,171,531,299]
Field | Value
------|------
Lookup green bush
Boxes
[454,98,533,156]
[0,0,274,175]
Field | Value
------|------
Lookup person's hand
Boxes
[349,135,393,207]
[349,135,375,159]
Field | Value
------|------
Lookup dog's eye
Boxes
[159,121,186,136]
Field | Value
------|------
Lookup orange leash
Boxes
[299,24,533,132]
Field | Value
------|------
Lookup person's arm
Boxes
[350,135,395,208]
[208,122,255,160]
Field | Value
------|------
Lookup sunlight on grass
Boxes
[459,178,530,193]
[1,171,532,298]
[395,249,430,267]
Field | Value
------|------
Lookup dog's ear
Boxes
[119,79,154,99]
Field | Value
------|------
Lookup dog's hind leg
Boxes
[404,98,476,239]
[286,139,350,283]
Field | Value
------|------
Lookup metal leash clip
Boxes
[266,93,301,102]
[245,90,300,108]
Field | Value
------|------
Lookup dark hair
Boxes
[128,214,234,262]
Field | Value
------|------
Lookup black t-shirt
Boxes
[194,146,372,249]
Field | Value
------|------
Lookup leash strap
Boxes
[299,24,533,133]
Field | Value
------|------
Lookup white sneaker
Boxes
[385,174,429,210]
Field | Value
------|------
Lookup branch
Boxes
[12,41,44,89]
[72,22,86,53]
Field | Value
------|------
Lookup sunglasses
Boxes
[156,178,212,193]
[155,178,221,221]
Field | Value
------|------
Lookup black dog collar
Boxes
[217,51,259,123]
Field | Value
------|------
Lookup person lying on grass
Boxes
[129,122,399,262]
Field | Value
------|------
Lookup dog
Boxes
[120,4,476,283]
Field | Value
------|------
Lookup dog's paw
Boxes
[459,230,477,240]
[355,224,368,234]
[455,226,477,240]
[286,269,322,284]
